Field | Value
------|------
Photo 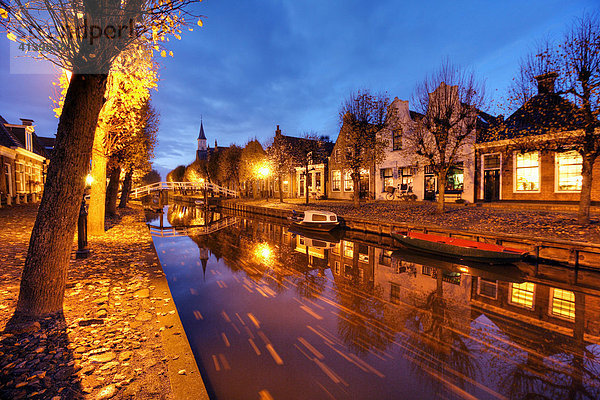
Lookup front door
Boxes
[484,169,500,201]
[424,175,436,201]
[359,174,370,199]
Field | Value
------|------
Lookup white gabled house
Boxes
[375,93,482,203]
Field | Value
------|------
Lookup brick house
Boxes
[327,119,376,201]
[0,116,52,206]
[269,126,334,200]
[474,72,599,204]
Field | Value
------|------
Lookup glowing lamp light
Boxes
[254,243,273,263]
[457,266,469,273]
[257,165,271,178]
[283,180,289,185]
[85,174,94,186]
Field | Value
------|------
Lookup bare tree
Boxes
[406,60,486,213]
[507,38,558,110]
[338,90,392,207]
[266,133,294,203]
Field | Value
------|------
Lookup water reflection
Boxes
[147,204,600,400]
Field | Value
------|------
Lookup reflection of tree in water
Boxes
[404,271,478,394]
[333,244,394,357]
[494,292,600,400]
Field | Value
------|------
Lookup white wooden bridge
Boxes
[131,181,238,199]
[148,217,238,237]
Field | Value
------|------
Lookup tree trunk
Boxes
[12,73,108,320]
[106,165,121,217]
[353,173,360,208]
[88,127,107,236]
[118,167,133,208]
[278,173,284,203]
[577,155,594,225]
[437,171,446,213]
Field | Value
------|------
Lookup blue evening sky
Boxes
[0,0,596,178]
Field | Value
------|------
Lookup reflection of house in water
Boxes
[328,240,375,287]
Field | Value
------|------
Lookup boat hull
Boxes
[391,232,527,263]
[290,221,339,232]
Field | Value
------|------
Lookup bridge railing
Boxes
[131,181,238,199]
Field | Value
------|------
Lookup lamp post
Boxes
[257,165,271,199]
[76,174,92,259]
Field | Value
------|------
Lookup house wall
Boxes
[475,146,600,203]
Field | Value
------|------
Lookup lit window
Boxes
[399,167,413,192]
[332,170,341,191]
[344,170,353,191]
[510,282,535,309]
[343,241,353,258]
[515,152,539,191]
[556,151,582,192]
[550,288,575,320]
[380,168,393,192]
[445,163,464,192]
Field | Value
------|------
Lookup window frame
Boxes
[508,282,536,310]
[331,170,341,192]
[554,151,583,193]
[480,152,502,200]
[343,170,353,192]
[513,151,541,193]
[549,287,576,321]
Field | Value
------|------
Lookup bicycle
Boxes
[385,186,417,201]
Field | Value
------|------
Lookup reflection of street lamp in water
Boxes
[254,242,273,266]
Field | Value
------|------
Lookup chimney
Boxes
[20,118,34,126]
[215,139,218,148]
[275,125,281,136]
[534,72,558,95]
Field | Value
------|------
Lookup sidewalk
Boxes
[0,204,208,400]
[236,198,600,244]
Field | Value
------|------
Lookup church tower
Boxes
[196,120,208,161]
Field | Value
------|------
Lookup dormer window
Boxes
[25,129,33,152]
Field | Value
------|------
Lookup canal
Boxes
[146,203,600,400]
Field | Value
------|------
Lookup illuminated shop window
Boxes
[445,163,464,192]
[550,288,575,320]
[343,241,353,258]
[556,151,582,192]
[515,152,539,191]
[510,282,535,309]
[380,168,393,192]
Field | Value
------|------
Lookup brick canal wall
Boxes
[220,201,600,269]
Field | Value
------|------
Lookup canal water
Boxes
[147,203,600,400]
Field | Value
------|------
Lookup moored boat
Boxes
[288,210,340,232]
[392,231,528,263]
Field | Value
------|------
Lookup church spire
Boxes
[198,119,206,140]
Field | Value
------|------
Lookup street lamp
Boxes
[256,164,271,199]
[77,174,91,259]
